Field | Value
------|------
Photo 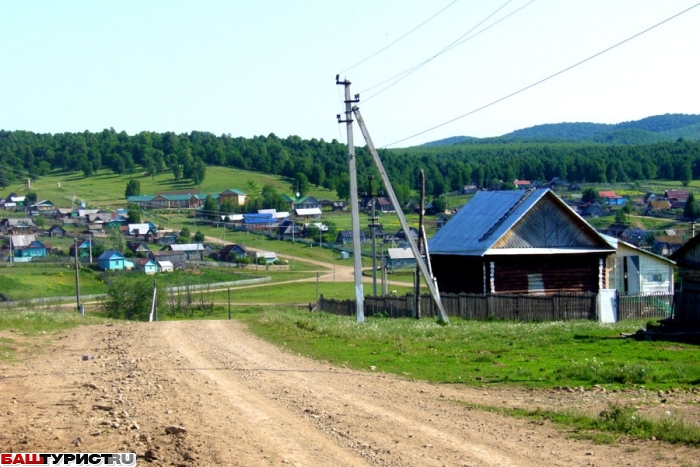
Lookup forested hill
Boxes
[2,128,700,204]
[425,113,700,146]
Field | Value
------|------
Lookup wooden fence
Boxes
[617,292,673,321]
[320,292,597,322]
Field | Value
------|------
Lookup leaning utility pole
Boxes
[336,76,364,323]
[414,169,425,319]
[352,106,449,323]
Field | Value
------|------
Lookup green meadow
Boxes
[238,309,700,391]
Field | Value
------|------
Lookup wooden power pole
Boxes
[336,75,364,323]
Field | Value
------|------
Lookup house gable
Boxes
[495,194,607,251]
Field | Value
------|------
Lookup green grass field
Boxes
[238,309,700,390]
[0,265,108,300]
[3,166,337,210]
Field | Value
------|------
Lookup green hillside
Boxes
[2,166,337,209]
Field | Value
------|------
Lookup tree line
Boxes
[2,129,700,203]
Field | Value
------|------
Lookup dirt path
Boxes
[205,235,413,287]
[2,321,698,466]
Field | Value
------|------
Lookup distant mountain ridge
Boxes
[423,113,700,146]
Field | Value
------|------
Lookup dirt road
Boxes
[2,320,697,466]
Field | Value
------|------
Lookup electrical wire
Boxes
[381,1,700,148]
[359,0,522,102]
[338,0,461,75]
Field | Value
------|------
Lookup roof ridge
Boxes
[478,188,537,242]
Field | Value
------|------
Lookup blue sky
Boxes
[1,1,698,147]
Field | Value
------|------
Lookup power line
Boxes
[338,0,461,75]
[382,1,700,148]
[359,0,524,102]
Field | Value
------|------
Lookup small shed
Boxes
[157,260,174,273]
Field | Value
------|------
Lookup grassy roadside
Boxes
[457,401,700,447]
[0,308,106,361]
[239,309,700,390]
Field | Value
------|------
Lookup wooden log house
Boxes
[428,188,616,295]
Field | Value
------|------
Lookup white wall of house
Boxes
[607,243,674,294]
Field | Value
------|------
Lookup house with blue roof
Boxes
[428,188,615,295]
[98,250,126,270]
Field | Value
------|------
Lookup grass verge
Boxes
[0,307,106,361]
[238,308,700,390]
[457,401,700,447]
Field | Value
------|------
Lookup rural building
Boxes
[127,242,151,256]
[598,190,626,206]
[335,230,368,245]
[162,243,205,261]
[250,251,277,264]
[47,224,67,237]
[385,247,418,272]
[294,196,322,210]
[157,260,174,272]
[219,244,248,262]
[155,232,178,245]
[602,234,675,294]
[134,258,158,275]
[665,189,690,203]
[1,218,36,235]
[219,189,247,206]
[149,250,186,270]
[428,189,615,295]
[294,208,322,220]
[68,239,92,258]
[10,235,47,261]
[669,236,700,326]
[98,250,126,270]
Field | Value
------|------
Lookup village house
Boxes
[385,247,418,272]
[134,258,158,275]
[219,189,247,206]
[428,188,615,295]
[161,243,205,261]
[598,190,626,206]
[335,230,368,245]
[98,250,126,271]
[47,224,67,238]
[219,244,248,262]
[68,239,92,258]
[1,218,36,235]
[10,235,47,262]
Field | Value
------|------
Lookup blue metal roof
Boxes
[428,188,611,256]
[243,213,275,224]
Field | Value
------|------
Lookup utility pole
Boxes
[228,288,231,320]
[74,238,82,315]
[369,175,378,296]
[352,106,449,323]
[336,75,364,322]
[415,169,425,319]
